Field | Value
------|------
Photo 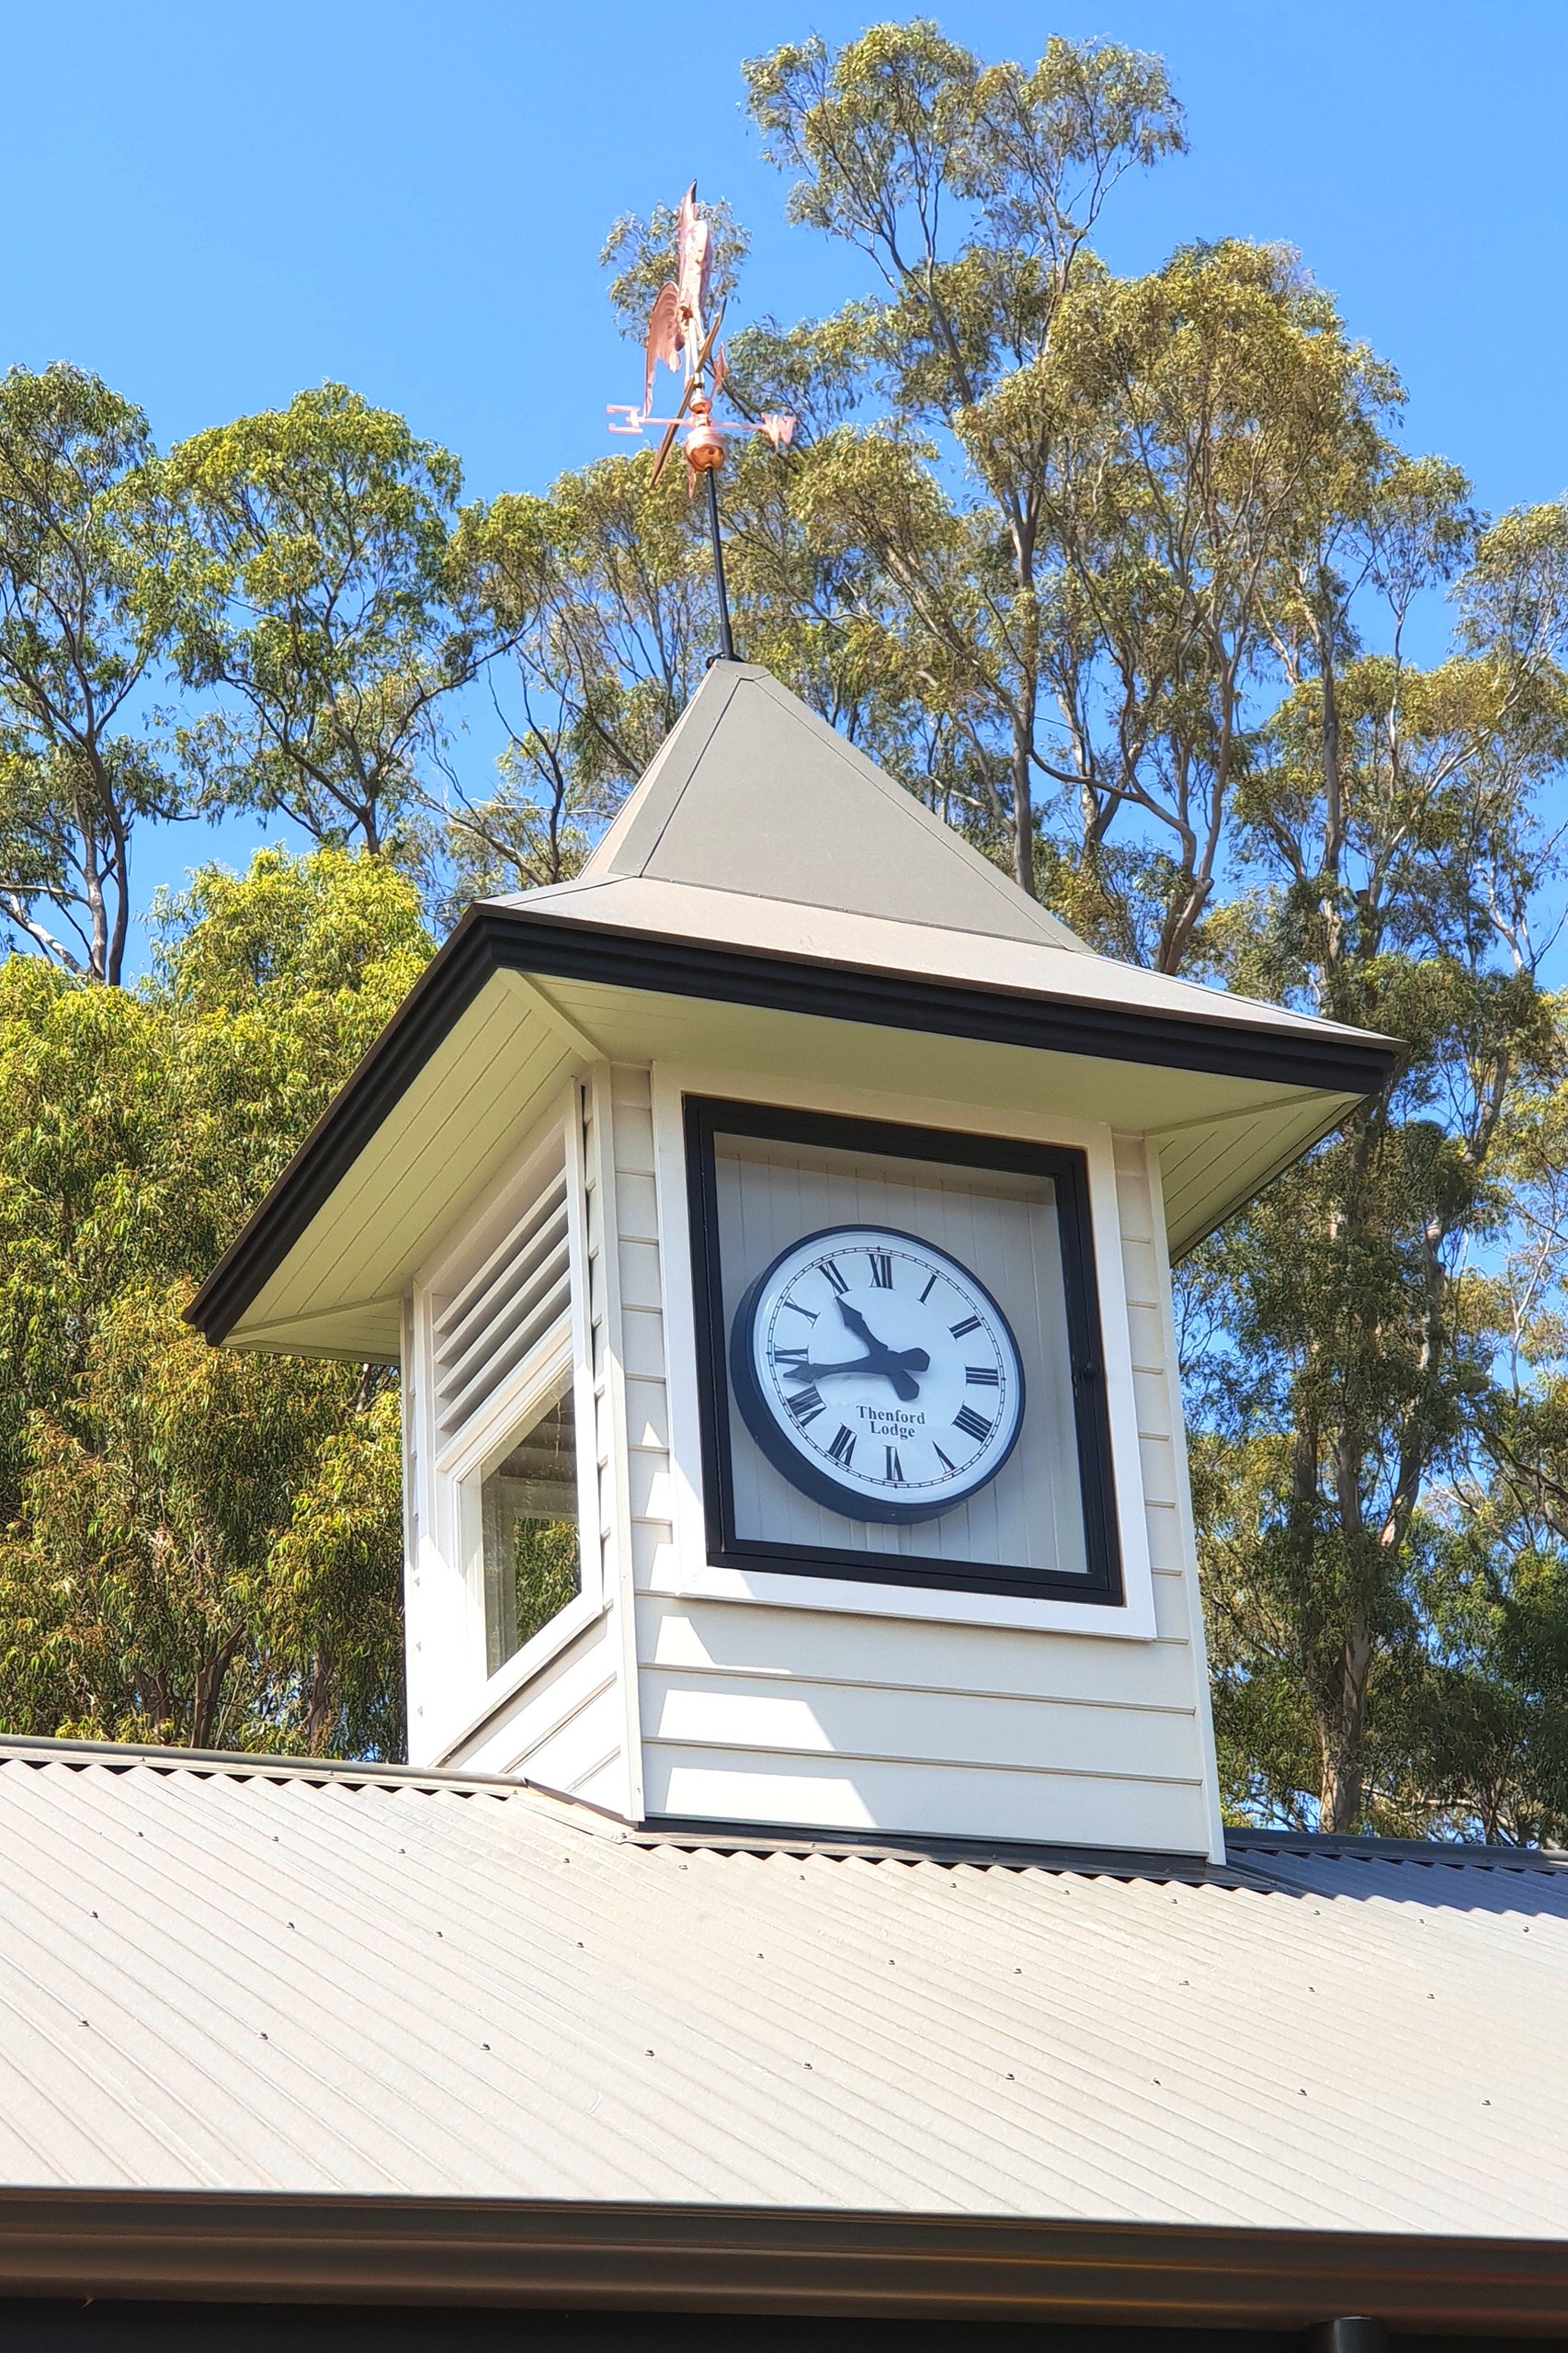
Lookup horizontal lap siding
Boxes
[615,1070,678,1762]
[643,1747,1210,1850]
[450,1611,622,1790]
[635,1102,1215,1852]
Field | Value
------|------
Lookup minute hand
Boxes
[793,1348,928,1403]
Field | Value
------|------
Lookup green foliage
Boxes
[511,1518,581,1654]
[742,22,1186,894]
[1,17,1567,1837]
[0,846,429,1753]
[167,384,479,856]
[0,365,202,983]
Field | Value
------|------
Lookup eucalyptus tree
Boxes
[0,365,198,983]
[443,449,716,907]
[742,22,1186,895]
[0,847,427,1754]
[1187,489,1568,1833]
[167,384,480,857]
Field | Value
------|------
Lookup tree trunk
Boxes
[1319,1620,1372,1831]
[1011,724,1035,896]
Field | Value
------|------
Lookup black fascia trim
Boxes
[0,2191,1564,2329]
[187,903,1400,1347]
[684,1096,1123,1603]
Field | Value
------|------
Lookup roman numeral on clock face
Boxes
[828,1425,856,1466]
[869,1251,893,1288]
[821,1258,849,1294]
[953,1404,994,1443]
[884,1445,904,1483]
[773,1347,810,1370]
[789,1384,826,1426]
[965,1363,1000,1386]
[949,1313,981,1338]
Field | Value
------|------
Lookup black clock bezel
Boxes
[684,1096,1125,1603]
[729,1222,1028,1525]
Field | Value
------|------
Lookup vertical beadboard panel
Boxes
[713,1142,1085,1574]
[632,1095,1221,1856]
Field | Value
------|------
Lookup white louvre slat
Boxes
[436,1215,569,1378]
[434,1169,568,1346]
[437,1256,572,1430]
[434,1163,574,1441]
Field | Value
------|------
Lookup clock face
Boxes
[729,1223,1026,1524]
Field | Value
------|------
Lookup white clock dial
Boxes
[730,1223,1026,1524]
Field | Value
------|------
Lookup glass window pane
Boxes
[480,1376,581,1675]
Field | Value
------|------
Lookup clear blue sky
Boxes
[6,0,1566,935]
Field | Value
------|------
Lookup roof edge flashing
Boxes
[0,2191,1561,2327]
[187,903,1399,1347]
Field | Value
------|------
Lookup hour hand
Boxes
[800,1351,930,1391]
[836,1298,881,1352]
[829,1296,929,1400]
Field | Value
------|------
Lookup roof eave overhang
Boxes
[187,903,1401,1349]
[0,2190,1559,2330]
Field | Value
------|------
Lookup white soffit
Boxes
[212,967,1359,1358]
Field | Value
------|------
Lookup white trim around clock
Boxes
[649,1062,1158,1641]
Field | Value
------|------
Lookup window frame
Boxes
[683,1093,1124,1605]
[410,1085,602,1746]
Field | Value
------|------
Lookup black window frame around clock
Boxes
[683,1095,1125,1604]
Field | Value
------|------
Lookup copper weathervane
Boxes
[608,183,794,661]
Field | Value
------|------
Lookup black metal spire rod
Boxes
[704,466,737,663]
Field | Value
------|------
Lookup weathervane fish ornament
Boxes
[607,182,795,661]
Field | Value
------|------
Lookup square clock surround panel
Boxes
[683,1097,1124,1603]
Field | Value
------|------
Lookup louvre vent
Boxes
[434,1162,572,1441]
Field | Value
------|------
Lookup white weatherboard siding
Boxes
[632,1063,1218,1855]
[447,1608,625,1801]
[419,1058,1219,1855]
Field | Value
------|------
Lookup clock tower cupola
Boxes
[191,661,1395,1862]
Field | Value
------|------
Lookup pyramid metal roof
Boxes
[569,662,1089,950]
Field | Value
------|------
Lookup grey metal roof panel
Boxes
[576,664,1090,953]
[0,1747,1561,2236]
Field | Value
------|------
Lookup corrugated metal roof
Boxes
[0,1742,1562,2237]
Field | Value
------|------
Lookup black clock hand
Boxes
[835,1299,882,1352]
[831,1296,926,1401]
[793,1348,931,1381]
